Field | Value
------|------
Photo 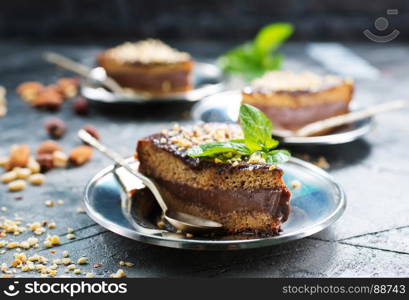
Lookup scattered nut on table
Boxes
[52,150,68,168]
[7,180,26,192]
[291,179,302,189]
[17,82,44,103]
[82,125,100,141]
[1,170,18,183]
[27,157,41,174]
[56,78,79,98]
[6,144,31,171]
[15,167,31,179]
[69,146,93,166]
[31,86,63,112]
[45,118,66,139]
[28,173,45,186]
[73,97,90,115]
[36,153,54,172]
[37,140,62,155]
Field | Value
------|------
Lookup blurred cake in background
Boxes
[242,71,354,131]
[97,39,193,96]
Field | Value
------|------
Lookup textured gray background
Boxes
[0,0,408,41]
[0,40,408,277]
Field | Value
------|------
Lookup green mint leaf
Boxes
[186,141,250,157]
[254,23,294,55]
[217,43,263,78]
[217,23,293,79]
[239,104,276,152]
[264,150,291,164]
[262,53,283,70]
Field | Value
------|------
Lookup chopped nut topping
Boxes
[251,71,343,92]
[106,39,191,65]
[248,152,266,164]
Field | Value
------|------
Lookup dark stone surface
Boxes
[0,0,408,41]
[0,41,409,277]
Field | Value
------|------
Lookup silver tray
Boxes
[81,62,225,104]
[82,157,346,250]
[192,90,374,145]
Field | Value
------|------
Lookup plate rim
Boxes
[81,61,226,104]
[191,89,374,146]
[82,157,346,250]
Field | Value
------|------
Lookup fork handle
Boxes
[296,100,407,137]
[43,52,91,77]
[78,129,169,212]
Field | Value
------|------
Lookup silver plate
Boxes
[82,157,346,250]
[192,90,374,145]
[81,62,225,104]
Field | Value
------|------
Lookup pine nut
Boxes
[15,167,31,179]
[1,171,17,183]
[52,151,68,168]
[7,180,26,192]
[28,174,45,185]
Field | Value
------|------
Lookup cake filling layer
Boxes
[108,69,191,93]
[156,178,291,222]
[254,101,349,130]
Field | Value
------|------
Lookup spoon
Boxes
[272,99,407,138]
[78,129,223,234]
[43,52,125,94]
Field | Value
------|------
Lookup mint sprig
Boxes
[218,23,293,79]
[185,140,250,157]
[186,104,290,165]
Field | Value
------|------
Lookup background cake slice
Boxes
[137,123,291,235]
[242,71,354,131]
[98,39,194,96]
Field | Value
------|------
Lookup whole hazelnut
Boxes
[73,97,89,115]
[82,125,100,141]
[45,118,66,139]
[36,153,54,172]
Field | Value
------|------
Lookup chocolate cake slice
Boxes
[242,71,354,132]
[137,123,291,235]
[98,39,193,96]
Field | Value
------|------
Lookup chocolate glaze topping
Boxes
[141,123,284,173]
